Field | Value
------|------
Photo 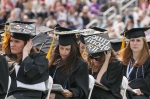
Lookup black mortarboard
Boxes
[91,27,107,32]
[32,33,58,53]
[110,38,129,52]
[83,33,112,57]
[9,21,36,41]
[79,35,85,44]
[55,26,78,46]
[121,28,150,39]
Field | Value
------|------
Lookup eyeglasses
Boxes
[89,56,99,61]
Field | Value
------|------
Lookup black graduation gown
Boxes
[89,60,123,99]
[49,58,89,99]
[123,56,150,99]
[7,53,49,99]
[0,55,9,99]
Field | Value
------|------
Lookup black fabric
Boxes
[7,90,42,99]
[123,56,150,99]
[49,58,89,99]
[0,55,9,99]
[7,53,49,96]
[11,33,31,41]
[121,28,150,39]
[89,60,123,99]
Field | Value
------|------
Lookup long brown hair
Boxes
[88,50,117,73]
[49,42,81,74]
[121,37,150,67]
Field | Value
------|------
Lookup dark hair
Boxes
[88,50,117,73]
[49,42,81,74]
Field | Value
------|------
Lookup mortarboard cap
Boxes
[36,26,53,35]
[83,33,112,57]
[55,26,79,46]
[121,28,150,39]
[32,33,58,53]
[91,27,107,32]
[110,38,129,52]
[9,21,36,41]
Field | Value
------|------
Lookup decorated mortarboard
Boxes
[54,26,82,46]
[121,28,150,39]
[32,33,58,53]
[8,21,36,41]
[36,26,53,35]
[110,38,129,52]
[83,33,112,57]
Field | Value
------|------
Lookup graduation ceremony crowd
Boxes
[0,0,150,99]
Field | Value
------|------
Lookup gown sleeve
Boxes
[129,63,150,96]
[17,53,49,84]
[69,62,89,99]
[100,61,123,93]
[0,55,9,99]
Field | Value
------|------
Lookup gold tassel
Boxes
[46,38,55,59]
[2,23,10,51]
[81,48,86,58]
[120,31,126,56]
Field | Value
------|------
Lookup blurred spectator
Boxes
[147,5,150,16]
[68,21,76,29]
[97,0,108,12]
[0,10,5,24]
[15,0,24,11]
[70,12,83,29]
[74,0,84,13]
[46,13,57,28]
[133,7,142,25]
[37,2,48,19]
[140,11,150,27]
[81,6,90,28]
[108,0,120,13]
[36,16,44,27]
[68,6,76,22]
[7,8,21,22]
[122,8,134,24]
[125,18,134,30]
[56,5,67,22]
[89,0,100,16]
[113,15,125,37]
[139,0,149,11]
[134,19,142,28]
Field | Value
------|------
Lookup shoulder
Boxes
[76,58,88,66]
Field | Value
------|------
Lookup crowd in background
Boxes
[0,0,150,38]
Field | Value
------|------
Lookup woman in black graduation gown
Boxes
[49,26,89,99]
[87,50,123,99]
[0,55,9,99]
[121,28,150,99]
[3,22,49,99]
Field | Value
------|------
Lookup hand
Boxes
[23,39,33,55]
[22,39,33,60]
[133,89,144,95]
[104,50,111,61]
[61,89,73,98]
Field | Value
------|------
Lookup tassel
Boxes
[2,23,10,50]
[46,38,55,59]
[120,31,126,56]
[81,48,86,58]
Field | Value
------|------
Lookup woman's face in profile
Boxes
[59,45,71,60]
[10,37,25,55]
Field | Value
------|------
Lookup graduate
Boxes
[0,54,9,99]
[2,21,49,99]
[82,31,123,99]
[121,28,150,99]
[48,26,89,99]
